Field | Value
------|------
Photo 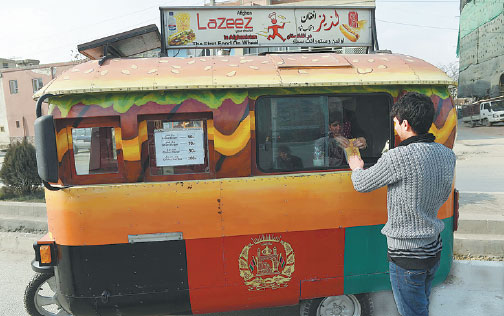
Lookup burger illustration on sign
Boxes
[239,235,295,291]
[167,12,196,46]
[339,11,367,42]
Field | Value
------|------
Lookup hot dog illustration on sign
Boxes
[267,12,286,42]
[339,11,366,42]
[239,235,295,291]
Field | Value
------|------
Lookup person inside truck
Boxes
[314,109,367,167]
[275,145,303,171]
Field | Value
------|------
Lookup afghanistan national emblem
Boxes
[239,234,295,291]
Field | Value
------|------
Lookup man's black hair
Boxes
[278,145,291,154]
[390,92,435,134]
[329,110,343,125]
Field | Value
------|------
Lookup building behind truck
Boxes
[457,0,504,98]
[0,60,78,147]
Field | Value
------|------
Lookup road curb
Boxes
[0,201,46,218]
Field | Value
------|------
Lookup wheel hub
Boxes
[34,276,71,316]
[317,295,361,316]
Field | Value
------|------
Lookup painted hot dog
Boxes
[340,24,360,42]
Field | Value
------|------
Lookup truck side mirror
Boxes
[34,115,59,183]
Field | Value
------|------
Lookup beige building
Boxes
[0,61,78,147]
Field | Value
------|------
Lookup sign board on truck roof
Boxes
[160,6,376,52]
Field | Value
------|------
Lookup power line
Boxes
[377,19,459,30]
[211,0,459,4]
[378,1,459,2]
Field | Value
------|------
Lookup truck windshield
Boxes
[491,101,504,111]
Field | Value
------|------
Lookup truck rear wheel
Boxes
[300,294,373,316]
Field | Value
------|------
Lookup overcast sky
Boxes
[0,0,460,67]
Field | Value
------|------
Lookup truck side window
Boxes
[146,119,209,175]
[72,127,118,175]
[256,94,391,173]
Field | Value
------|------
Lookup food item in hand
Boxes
[168,29,196,46]
[344,138,361,158]
[339,24,360,42]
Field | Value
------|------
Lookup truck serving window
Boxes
[146,119,209,176]
[72,127,118,175]
[256,94,392,173]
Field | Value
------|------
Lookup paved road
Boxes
[1,243,502,316]
[454,120,504,192]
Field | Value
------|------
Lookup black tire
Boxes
[483,118,491,127]
[300,293,373,316]
[24,272,71,316]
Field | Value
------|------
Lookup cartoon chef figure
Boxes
[267,12,286,42]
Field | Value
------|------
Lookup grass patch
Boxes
[0,187,45,202]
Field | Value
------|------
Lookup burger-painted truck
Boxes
[27,51,458,316]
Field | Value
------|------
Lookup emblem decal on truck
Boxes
[239,234,295,291]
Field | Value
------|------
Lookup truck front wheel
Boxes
[24,272,72,316]
[300,294,373,316]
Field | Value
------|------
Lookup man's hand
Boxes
[353,137,367,149]
[348,155,364,170]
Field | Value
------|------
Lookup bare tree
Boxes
[438,61,459,99]
[70,49,89,63]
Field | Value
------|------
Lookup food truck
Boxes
[26,5,458,316]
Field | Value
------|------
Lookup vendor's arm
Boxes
[353,137,367,149]
[349,152,399,193]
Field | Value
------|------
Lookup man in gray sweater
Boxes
[348,92,456,316]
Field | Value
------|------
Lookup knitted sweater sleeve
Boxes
[351,152,399,193]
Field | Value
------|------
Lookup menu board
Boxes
[154,127,205,167]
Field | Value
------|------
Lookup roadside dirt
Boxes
[453,254,504,261]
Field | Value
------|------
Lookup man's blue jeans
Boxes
[388,260,440,316]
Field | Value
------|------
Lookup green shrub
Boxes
[0,139,41,195]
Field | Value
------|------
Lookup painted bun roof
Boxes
[34,53,454,98]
